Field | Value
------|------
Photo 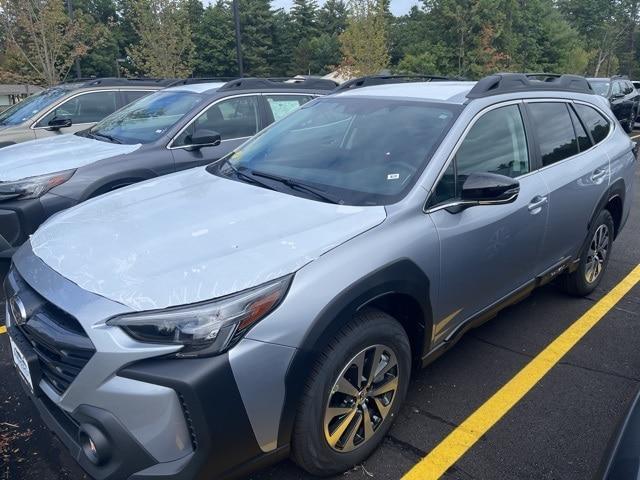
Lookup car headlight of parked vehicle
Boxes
[0,169,76,200]
[107,275,292,357]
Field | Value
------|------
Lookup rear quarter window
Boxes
[574,104,611,145]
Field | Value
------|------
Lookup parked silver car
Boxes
[4,73,636,479]
[0,78,173,147]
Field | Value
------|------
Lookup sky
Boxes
[271,0,421,16]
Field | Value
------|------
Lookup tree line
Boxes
[0,0,639,86]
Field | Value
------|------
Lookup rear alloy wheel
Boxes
[561,209,614,296]
[292,309,410,476]
[584,224,610,284]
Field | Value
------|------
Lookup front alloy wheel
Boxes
[291,309,411,476]
[324,345,400,452]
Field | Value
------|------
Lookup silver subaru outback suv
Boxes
[4,73,636,479]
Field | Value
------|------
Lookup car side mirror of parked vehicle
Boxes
[186,130,221,151]
[47,117,73,131]
[460,172,520,206]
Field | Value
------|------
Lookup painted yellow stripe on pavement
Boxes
[630,133,640,140]
[403,264,640,480]
[0,326,6,335]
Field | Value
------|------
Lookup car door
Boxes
[426,102,549,337]
[33,90,119,138]
[526,101,610,270]
[170,94,261,171]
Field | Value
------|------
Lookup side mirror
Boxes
[611,93,624,100]
[47,117,72,130]
[460,172,520,205]
[186,129,221,151]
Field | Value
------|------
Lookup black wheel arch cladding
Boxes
[277,258,433,448]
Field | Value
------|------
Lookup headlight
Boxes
[107,276,292,357]
[0,169,76,200]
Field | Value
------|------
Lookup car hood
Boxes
[31,168,387,311]
[0,134,140,181]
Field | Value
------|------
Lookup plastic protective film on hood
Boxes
[31,168,387,311]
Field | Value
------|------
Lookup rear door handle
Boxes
[528,195,548,213]
[591,168,607,182]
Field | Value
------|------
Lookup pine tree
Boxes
[239,0,275,76]
[193,0,237,77]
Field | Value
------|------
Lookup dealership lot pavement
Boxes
[1,142,639,480]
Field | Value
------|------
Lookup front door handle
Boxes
[528,195,548,213]
[591,168,607,182]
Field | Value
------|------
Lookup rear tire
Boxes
[561,209,614,297]
[291,309,411,476]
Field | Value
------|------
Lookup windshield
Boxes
[0,88,69,126]
[89,90,205,144]
[589,80,610,97]
[212,97,460,206]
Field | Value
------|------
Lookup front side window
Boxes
[430,104,528,205]
[265,95,314,122]
[527,102,578,167]
[174,96,259,147]
[37,91,118,126]
[212,97,460,206]
[0,88,69,126]
[574,104,610,144]
[88,90,205,144]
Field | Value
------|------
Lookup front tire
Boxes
[291,309,411,476]
[561,209,614,296]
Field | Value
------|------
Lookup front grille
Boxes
[7,270,95,395]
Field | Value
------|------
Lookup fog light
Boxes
[78,424,110,466]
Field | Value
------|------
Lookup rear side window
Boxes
[265,95,314,122]
[574,104,611,144]
[568,106,592,152]
[527,102,578,167]
[123,90,152,105]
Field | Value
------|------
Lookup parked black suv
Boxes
[589,76,640,132]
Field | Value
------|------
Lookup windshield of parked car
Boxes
[0,88,69,126]
[211,97,461,206]
[589,80,610,97]
[88,90,205,144]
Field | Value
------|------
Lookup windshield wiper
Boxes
[249,170,341,204]
[219,159,276,191]
[90,131,122,144]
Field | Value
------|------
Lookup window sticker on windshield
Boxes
[387,173,400,180]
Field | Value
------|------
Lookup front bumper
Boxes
[8,323,288,480]
[6,254,295,480]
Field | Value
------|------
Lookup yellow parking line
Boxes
[402,264,640,480]
[0,326,6,335]
[630,133,640,140]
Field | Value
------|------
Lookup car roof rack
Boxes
[167,77,238,87]
[334,75,463,92]
[218,77,339,92]
[467,72,593,98]
[61,77,178,88]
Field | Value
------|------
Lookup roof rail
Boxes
[467,73,593,98]
[218,77,339,92]
[335,75,463,92]
[167,77,238,88]
[61,77,178,88]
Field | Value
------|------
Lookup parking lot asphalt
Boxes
[1,139,640,480]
